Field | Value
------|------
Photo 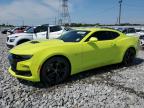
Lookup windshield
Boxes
[24,27,31,31]
[58,30,90,42]
[26,27,34,33]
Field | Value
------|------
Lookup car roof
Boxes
[41,24,61,27]
[75,27,119,32]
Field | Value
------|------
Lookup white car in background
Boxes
[6,24,66,48]
[120,28,144,48]
[139,35,144,48]
[120,28,140,36]
[136,30,144,36]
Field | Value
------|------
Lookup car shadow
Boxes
[19,57,144,88]
[68,57,144,82]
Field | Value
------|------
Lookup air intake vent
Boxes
[30,41,40,44]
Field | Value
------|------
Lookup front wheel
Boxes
[40,57,71,86]
[122,48,136,66]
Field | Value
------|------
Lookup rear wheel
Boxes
[122,48,136,66]
[40,57,70,86]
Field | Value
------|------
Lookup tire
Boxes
[40,57,71,86]
[122,48,136,66]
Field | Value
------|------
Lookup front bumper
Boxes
[9,67,36,81]
[8,54,40,82]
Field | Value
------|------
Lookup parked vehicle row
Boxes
[1,29,12,34]
[116,27,144,36]
[115,27,144,48]
[139,35,144,48]
[6,24,68,48]
[1,26,30,35]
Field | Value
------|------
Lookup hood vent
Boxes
[30,41,40,44]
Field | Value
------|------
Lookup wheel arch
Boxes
[121,46,136,61]
[124,46,136,54]
[39,54,72,75]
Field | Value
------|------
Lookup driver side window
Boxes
[86,31,119,41]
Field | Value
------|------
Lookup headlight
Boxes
[10,54,33,61]
[11,36,18,38]
[9,36,18,42]
[17,55,33,61]
[10,39,15,42]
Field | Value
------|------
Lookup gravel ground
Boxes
[0,32,144,108]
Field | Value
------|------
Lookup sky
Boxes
[0,0,144,25]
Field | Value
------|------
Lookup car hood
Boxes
[8,33,33,38]
[10,39,64,55]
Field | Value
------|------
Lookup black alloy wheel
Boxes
[40,57,70,86]
[122,48,136,66]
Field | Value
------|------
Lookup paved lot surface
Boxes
[0,33,144,108]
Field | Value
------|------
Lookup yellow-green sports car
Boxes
[8,28,139,85]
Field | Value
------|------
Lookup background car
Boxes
[136,29,144,36]
[6,24,66,48]
[139,35,144,48]
[8,28,139,85]
[1,29,13,34]
[120,28,140,36]
[12,26,30,34]
[1,26,30,35]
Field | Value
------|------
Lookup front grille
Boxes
[8,54,25,71]
[7,37,9,42]
[7,44,14,49]
[8,54,18,71]
[15,71,32,76]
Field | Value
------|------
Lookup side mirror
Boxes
[88,37,98,43]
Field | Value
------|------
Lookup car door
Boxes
[49,26,63,39]
[33,26,48,39]
[82,31,119,70]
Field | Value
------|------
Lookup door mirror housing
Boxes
[88,37,98,43]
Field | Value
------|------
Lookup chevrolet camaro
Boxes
[8,28,139,85]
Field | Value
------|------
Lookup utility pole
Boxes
[55,17,57,25]
[60,0,71,26]
[118,0,123,25]
[22,20,24,26]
